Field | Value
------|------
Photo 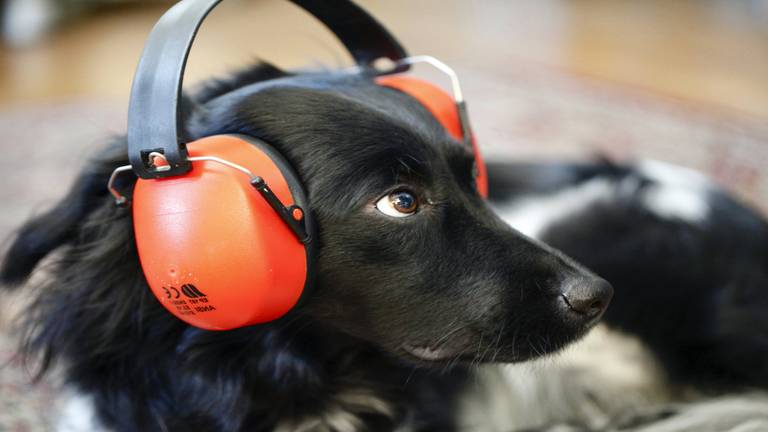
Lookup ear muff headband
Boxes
[127,0,409,180]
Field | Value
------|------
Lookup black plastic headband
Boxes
[127,0,408,179]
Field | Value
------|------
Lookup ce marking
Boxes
[162,286,180,299]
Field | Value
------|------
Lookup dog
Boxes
[0,62,613,431]
[5,60,768,432]
[483,158,768,431]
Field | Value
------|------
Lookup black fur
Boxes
[1,63,609,431]
[487,160,768,392]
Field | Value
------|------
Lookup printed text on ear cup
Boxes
[161,284,217,315]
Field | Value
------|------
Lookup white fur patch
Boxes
[56,389,105,432]
[636,160,711,224]
[494,160,713,239]
[493,178,615,238]
[459,325,672,431]
[275,388,395,432]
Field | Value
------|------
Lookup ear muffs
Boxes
[115,0,486,331]
[133,135,313,330]
[117,0,408,331]
[376,76,489,198]
[133,76,485,331]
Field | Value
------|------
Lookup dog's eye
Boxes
[375,190,418,217]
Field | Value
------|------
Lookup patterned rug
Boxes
[1,62,766,430]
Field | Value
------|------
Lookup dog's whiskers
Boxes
[490,321,505,363]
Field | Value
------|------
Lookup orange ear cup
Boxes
[132,135,309,330]
[376,76,489,198]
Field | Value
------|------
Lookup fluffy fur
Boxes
[489,159,768,391]
[487,159,768,431]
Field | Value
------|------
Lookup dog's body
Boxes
[490,159,768,392]
[2,63,768,431]
[485,159,768,431]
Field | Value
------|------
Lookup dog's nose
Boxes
[561,277,613,318]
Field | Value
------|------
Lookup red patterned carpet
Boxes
[1,63,766,430]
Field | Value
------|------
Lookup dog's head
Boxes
[189,68,613,364]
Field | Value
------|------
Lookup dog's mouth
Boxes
[402,343,464,361]
[400,331,477,363]
[397,317,594,364]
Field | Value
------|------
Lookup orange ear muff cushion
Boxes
[133,135,310,330]
[376,75,488,198]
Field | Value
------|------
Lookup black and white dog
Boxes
[485,159,768,431]
[2,63,767,431]
[490,158,768,392]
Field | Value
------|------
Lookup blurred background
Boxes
[0,0,767,429]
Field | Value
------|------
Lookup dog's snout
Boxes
[561,277,613,318]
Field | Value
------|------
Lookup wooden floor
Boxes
[0,0,767,119]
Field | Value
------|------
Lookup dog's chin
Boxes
[395,321,600,367]
[395,329,475,365]
[396,340,545,367]
[401,344,469,363]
